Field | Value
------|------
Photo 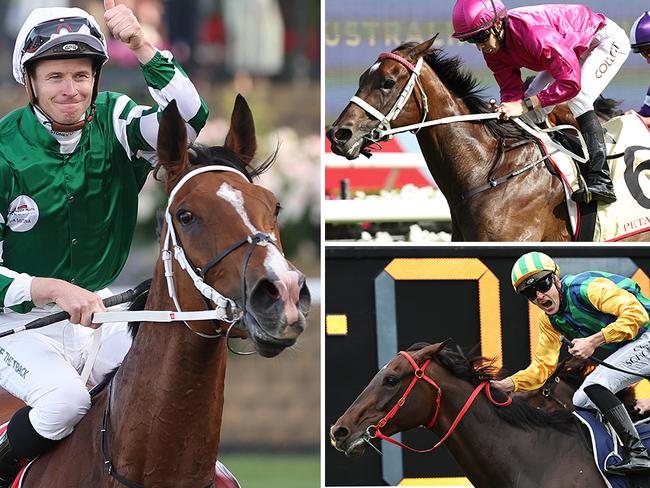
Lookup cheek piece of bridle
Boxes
[350,52,428,145]
[365,350,512,454]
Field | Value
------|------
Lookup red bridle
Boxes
[370,350,512,453]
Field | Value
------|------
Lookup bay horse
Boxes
[330,341,619,487]
[326,37,648,242]
[516,357,641,419]
[10,96,311,486]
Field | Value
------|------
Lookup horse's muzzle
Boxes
[327,125,366,160]
[244,274,310,357]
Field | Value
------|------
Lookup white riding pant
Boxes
[573,329,650,409]
[523,18,630,124]
[0,289,132,440]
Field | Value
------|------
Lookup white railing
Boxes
[325,152,451,224]
[324,197,451,224]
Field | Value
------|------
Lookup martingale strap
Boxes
[372,352,511,453]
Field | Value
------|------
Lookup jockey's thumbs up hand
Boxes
[103,0,156,63]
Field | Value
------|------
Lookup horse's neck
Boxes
[432,381,593,487]
[416,75,501,198]
[109,260,227,484]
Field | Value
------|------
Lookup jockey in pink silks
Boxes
[451,0,630,205]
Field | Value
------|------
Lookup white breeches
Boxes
[523,18,630,123]
[0,291,132,440]
[573,329,650,409]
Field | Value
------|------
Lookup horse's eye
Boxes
[176,210,195,226]
[275,203,282,217]
[383,375,399,387]
[382,79,396,90]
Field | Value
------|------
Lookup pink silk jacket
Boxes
[484,4,606,107]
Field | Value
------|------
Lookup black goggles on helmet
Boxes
[22,17,103,54]
[519,273,554,301]
[461,28,492,44]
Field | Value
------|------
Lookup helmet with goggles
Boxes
[452,0,507,42]
[12,8,109,131]
[13,8,108,86]
[511,252,560,294]
[630,11,650,54]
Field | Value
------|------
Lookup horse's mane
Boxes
[396,43,530,140]
[188,143,276,181]
[408,342,579,433]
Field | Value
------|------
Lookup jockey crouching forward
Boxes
[0,2,208,484]
[492,252,650,475]
[451,0,630,204]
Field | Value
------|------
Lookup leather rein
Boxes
[365,351,511,454]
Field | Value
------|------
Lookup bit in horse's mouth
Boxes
[341,436,368,457]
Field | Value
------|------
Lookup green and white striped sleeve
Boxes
[111,50,209,165]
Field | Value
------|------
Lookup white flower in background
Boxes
[257,128,320,224]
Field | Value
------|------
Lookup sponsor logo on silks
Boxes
[7,195,39,232]
[62,43,79,52]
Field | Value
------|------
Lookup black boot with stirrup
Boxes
[571,110,616,204]
[585,384,650,474]
[0,431,22,488]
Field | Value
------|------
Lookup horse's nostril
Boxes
[333,128,352,144]
[332,426,349,441]
[261,280,280,300]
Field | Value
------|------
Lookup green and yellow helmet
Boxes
[511,252,559,292]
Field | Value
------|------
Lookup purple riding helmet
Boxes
[630,11,650,53]
[451,0,508,40]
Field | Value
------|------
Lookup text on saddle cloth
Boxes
[533,113,650,241]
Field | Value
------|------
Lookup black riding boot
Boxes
[0,406,57,487]
[585,384,650,474]
[571,110,616,204]
[0,431,22,488]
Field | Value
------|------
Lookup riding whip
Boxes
[0,279,151,338]
[560,335,650,380]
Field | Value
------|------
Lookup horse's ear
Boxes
[157,99,189,189]
[409,34,438,60]
[224,94,257,164]
[420,338,451,359]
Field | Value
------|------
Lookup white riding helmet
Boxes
[13,7,109,86]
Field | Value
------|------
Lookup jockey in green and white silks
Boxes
[494,252,650,475]
[0,5,208,483]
